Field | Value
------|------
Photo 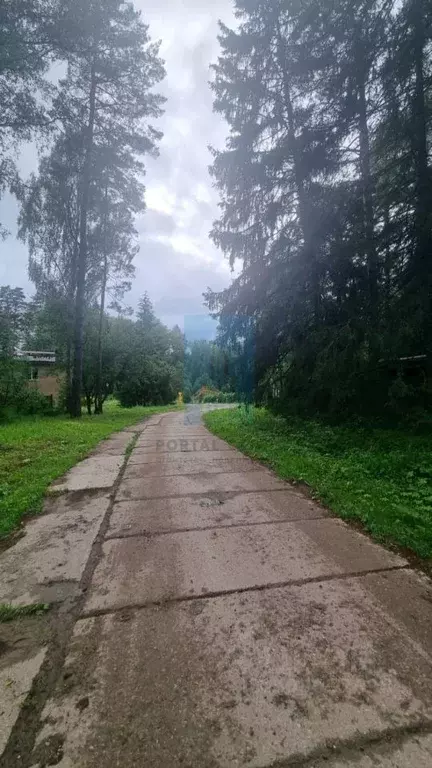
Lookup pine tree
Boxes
[0,0,54,236]
[53,0,165,416]
[208,0,432,417]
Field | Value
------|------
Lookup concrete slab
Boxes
[132,437,234,453]
[107,490,325,537]
[51,455,124,492]
[36,577,432,767]
[311,733,432,767]
[136,435,212,448]
[116,470,287,500]
[122,456,257,478]
[152,426,210,432]
[84,519,405,612]
[294,517,407,574]
[0,494,110,605]
[92,433,133,456]
[128,448,245,464]
[359,568,432,653]
[0,648,46,758]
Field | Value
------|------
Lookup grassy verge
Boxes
[203,407,432,560]
[0,401,180,537]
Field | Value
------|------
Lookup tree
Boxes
[115,295,183,408]
[18,131,83,405]
[0,286,27,356]
[207,0,432,418]
[52,0,165,417]
[0,0,54,236]
[0,286,29,417]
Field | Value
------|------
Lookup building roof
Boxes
[14,350,56,364]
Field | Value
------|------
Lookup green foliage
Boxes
[185,340,235,394]
[201,392,236,404]
[204,408,432,559]
[0,360,27,419]
[0,602,50,623]
[0,0,53,235]
[202,393,219,404]
[0,286,27,356]
[0,401,180,537]
[113,295,184,409]
[14,383,54,417]
[207,0,432,420]
[217,392,237,404]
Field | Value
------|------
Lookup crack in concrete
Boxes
[115,487,304,502]
[81,563,411,619]
[257,721,432,768]
[104,515,327,541]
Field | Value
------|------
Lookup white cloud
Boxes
[145,185,177,216]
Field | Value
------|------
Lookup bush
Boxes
[218,392,236,403]
[116,359,180,408]
[16,387,54,416]
[203,393,219,403]
[201,392,237,404]
[0,360,54,420]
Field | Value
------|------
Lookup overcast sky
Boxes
[0,0,236,333]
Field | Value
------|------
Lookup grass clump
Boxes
[0,603,50,623]
[204,406,432,559]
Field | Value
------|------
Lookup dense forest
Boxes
[206,0,432,420]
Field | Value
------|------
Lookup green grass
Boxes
[0,401,179,537]
[204,407,432,559]
[0,603,50,622]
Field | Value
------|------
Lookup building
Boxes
[14,350,64,406]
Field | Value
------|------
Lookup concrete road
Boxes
[8,407,432,767]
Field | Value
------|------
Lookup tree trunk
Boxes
[411,0,430,283]
[383,205,392,325]
[86,393,92,415]
[94,186,109,415]
[94,253,108,415]
[65,337,72,411]
[276,24,320,322]
[358,77,378,326]
[65,236,78,414]
[70,60,97,418]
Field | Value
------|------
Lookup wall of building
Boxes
[28,371,65,403]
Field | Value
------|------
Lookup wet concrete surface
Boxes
[3,408,432,766]
[116,469,287,501]
[0,648,47,756]
[0,494,110,606]
[122,455,258,477]
[36,578,432,767]
[50,455,125,492]
[132,436,235,453]
[107,490,325,537]
[84,518,406,613]
[127,448,244,464]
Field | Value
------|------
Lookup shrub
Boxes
[217,392,236,403]
[15,387,54,416]
[203,393,219,403]
[0,360,54,420]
